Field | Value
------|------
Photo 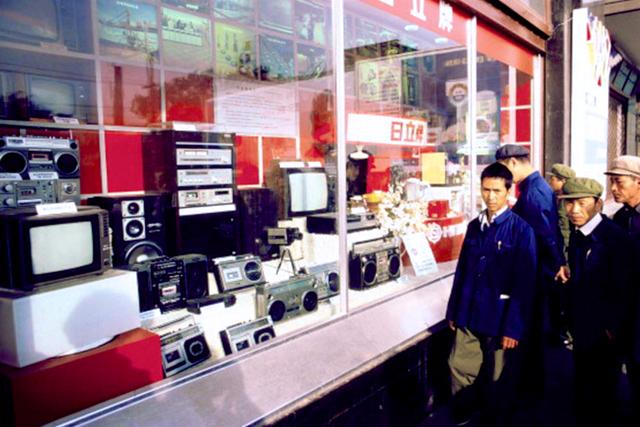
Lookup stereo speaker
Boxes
[237,188,279,260]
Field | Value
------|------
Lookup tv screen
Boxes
[28,76,76,117]
[0,0,58,42]
[30,221,93,275]
[288,171,328,214]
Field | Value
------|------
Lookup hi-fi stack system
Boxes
[143,131,238,259]
[0,136,81,207]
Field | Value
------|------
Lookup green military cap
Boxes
[557,177,603,199]
[545,163,576,180]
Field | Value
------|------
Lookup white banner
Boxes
[347,113,428,146]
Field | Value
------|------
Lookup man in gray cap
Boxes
[605,155,640,419]
[496,144,567,395]
[559,177,631,427]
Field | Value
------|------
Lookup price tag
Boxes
[53,116,80,125]
[36,202,77,216]
[401,232,438,277]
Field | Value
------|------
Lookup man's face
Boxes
[481,177,509,216]
[565,197,600,227]
[548,175,565,193]
[609,175,640,205]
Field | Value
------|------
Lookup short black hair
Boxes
[481,162,513,190]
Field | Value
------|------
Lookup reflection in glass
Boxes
[161,7,212,69]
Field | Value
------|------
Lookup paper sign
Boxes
[36,202,78,216]
[401,232,438,277]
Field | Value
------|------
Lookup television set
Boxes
[281,167,329,218]
[28,76,76,118]
[0,0,89,53]
[0,206,111,290]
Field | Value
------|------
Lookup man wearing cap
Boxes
[604,155,640,418]
[496,144,566,395]
[546,163,576,250]
[559,177,631,427]
[447,162,537,426]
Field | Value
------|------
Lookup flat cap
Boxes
[558,177,603,199]
[495,144,530,161]
[604,155,640,179]
[545,163,576,180]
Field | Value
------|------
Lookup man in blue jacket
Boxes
[496,144,566,395]
[447,162,537,426]
[559,177,631,427]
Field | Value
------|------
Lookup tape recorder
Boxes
[349,238,402,290]
[211,254,266,293]
[150,315,211,377]
[220,316,276,355]
[306,262,340,300]
[0,178,81,207]
[256,274,319,322]
[0,136,80,180]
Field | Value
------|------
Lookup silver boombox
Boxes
[256,274,319,322]
[306,262,340,301]
[219,316,276,355]
[212,254,266,293]
[150,315,211,377]
[0,136,80,180]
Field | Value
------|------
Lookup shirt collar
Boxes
[578,213,603,236]
[480,205,509,230]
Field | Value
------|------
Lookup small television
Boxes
[0,206,111,291]
[28,75,76,118]
[267,162,329,219]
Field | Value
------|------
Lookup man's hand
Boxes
[555,265,570,284]
[502,336,519,349]
[449,320,456,331]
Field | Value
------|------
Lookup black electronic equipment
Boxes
[237,187,279,261]
[150,315,211,377]
[142,131,238,259]
[211,254,266,293]
[306,211,380,234]
[129,253,209,313]
[266,227,303,246]
[306,262,340,300]
[349,238,402,290]
[256,274,319,322]
[0,206,111,290]
[88,193,173,267]
[186,293,236,315]
[220,316,276,355]
[0,136,80,180]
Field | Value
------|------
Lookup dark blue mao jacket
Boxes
[446,209,537,341]
[512,172,565,284]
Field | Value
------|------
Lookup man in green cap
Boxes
[546,163,576,250]
[558,177,631,427]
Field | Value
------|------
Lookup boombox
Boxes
[88,193,173,266]
[349,238,402,290]
[150,315,211,377]
[306,262,340,300]
[129,253,209,313]
[220,316,276,355]
[0,179,81,208]
[256,274,318,322]
[211,254,265,293]
[0,136,80,180]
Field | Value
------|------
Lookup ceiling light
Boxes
[404,24,419,32]
[435,37,449,44]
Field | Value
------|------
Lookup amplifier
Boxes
[256,274,318,322]
[220,316,276,355]
[176,147,232,166]
[306,262,340,300]
[177,169,233,187]
[349,238,402,290]
[150,315,210,377]
[211,254,265,293]
[0,136,80,180]
[307,211,379,234]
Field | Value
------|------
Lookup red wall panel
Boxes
[104,131,145,192]
[235,135,260,186]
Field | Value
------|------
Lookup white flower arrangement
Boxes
[374,186,429,238]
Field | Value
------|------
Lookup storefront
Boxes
[0,1,550,425]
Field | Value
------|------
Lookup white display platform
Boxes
[0,269,140,368]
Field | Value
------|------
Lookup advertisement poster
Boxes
[98,0,159,61]
[162,0,209,14]
[215,23,257,79]
[296,44,327,80]
[295,0,327,45]
[258,0,293,34]
[213,79,296,137]
[356,57,402,115]
[571,8,611,188]
[162,8,212,69]
[259,35,294,81]
[214,0,255,25]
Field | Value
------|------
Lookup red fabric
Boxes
[0,329,162,427]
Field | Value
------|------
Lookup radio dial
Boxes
[2,183,14,192]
